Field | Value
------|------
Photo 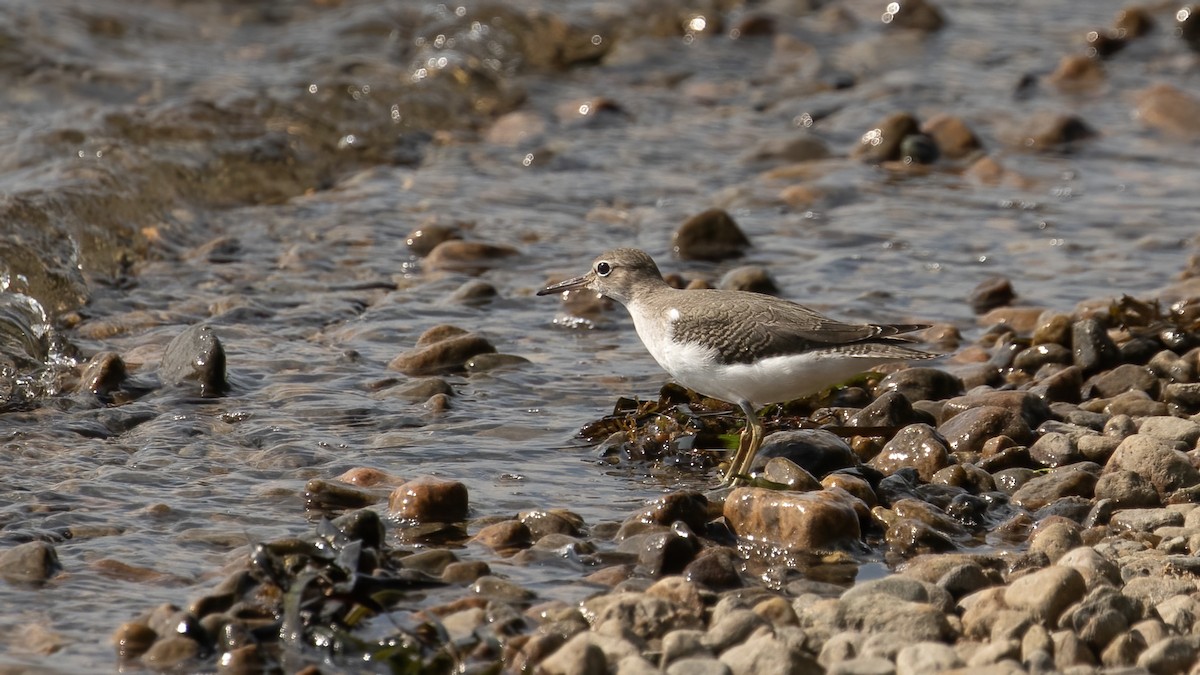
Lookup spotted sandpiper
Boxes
[538,247,936,485]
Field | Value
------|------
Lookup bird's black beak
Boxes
[537,274,593,296]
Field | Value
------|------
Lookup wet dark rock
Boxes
[717,266,778,295]
[389,376,455,401]
[969,276,1015,314]
[938,405,1033,454]
[1028,432,1081,468]
[424,240,519,273]
[0,540,62,584]
[1105,434,1200,498]
[388,477,470,522]
[80,351,127,396]
[868,423,950,482]
[846,390,931,428]
[1019,113,1097,150]
[473,520,533,552]
[1072,318,1120,374]
[1014,343,1073,372]
[762,457,822,491]
[446,279,497,305]
[671,208,750,261]
[159,324,228,397]
[1164,383,1200,413]
[881,0,946,31]
[854,112,920,164]
[1084,364,1159,399]
[637,525,702,577]
[748,134,831,164]
[112,621,158,661]
[921,114,982,160]
[753,429,858,478]
[142,636,201,670]
[1030,363,1084,405]
[874,367,964,402]
[304,479,381,512]
[723,487,862,552]
[1048,54,1105,91]
[519,509,583,539]
[1010,465,1098,510]
[898,133,939,165]
[944,390,1052,430]
[621,491,709,537]
[464,353,531,373]
[406,224,463,257]
[1136,84,1200,138]
[389,325,496,375]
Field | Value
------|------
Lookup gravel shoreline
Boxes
[81,266,1200,674]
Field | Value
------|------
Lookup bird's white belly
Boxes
[627,300,898,406]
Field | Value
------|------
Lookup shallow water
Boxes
[1,0,1198,668]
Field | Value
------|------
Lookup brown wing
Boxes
[670,289,927,365]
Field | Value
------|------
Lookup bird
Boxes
[537,247,936,485]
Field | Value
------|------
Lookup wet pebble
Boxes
[388,477,470,522]
[158,324,227,397]
[423,240,519,273]
[754,429,858,478]
[671,208,751,261]
[1135,84,1200,139]
[389,325,497,375]
[717,266,779,295]
[921,114,982,160]
[854,112,920,164]
[723,487,862,552]
[0,540,62,584]
[874,367,964,402]
[473,520,533,552]
[868,423,950,482]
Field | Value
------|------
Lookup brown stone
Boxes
[1135,84,1200,139]
[473,520,533,551]
[388,477,470,522]
[922,114,982,160]
[723,487,862,552]
[937,405,1033,454]
[423,240,519,273]
[671,208,751,261]
[869,423,950,482]
[389,328,496,376]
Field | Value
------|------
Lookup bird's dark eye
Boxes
[596,261,612,276]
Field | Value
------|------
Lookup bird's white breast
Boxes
[626,298,905,407]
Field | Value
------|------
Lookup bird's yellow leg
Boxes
[722,401,762,486]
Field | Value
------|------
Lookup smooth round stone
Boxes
[1004,566,1086,623]
[1094,470,1160,508]
[762,457,821,491]
[723,487,862,552]
[423,240,519,273]
[753,429,858,478]
[717,266,778,295]
[472,575,535,604]
[388,477,469,522]
[1085,364,1160,399]
[853,112,920,163]
[683,546,743,591]
[1137,416,1200,446]
[473,520,532,551]
[1105,434,1200,497]
[968,276,1015,314]
[389,327,496,376]
[937,405,1033,454]
[873,367,964,403]
[719,634,822,675]
[445,279,497,305]
[671,208,750,262]
[1047,53,1105,91]
[821,472,877,506]
[465,353,531,373]
[921,113,981,160]
[1019,112,1096,150]
[1010,465,1098,511]
[405,223,461,256]
[0,541,62,584]
[636,526,702,577]
[304,479,379,512]
[869,423,950,482]
[846,390,931,428]
[112,622,157,660]
[1134,84,1200,138]
[1014,343,1072,372]
[142,636,200,670]
[620,491,709,537]
[746,134,831,164]
[880,0,945,30]
[519,509,584,539]
[1028,432,1081,468]
[1027,520,1082,563]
